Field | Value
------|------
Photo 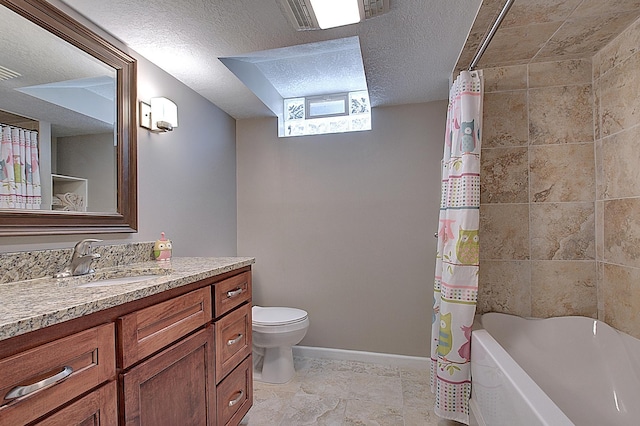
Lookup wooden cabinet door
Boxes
[121,327,214,425]
[35,381,117,426]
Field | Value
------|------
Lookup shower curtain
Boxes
[0,125,42,209]
[430,70,483,424]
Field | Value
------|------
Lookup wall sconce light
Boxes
[140,97,178,132]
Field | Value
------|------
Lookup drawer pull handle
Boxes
[227,288,243,298]
[227,334,243,346]
[228,390,244,407]
[5,366,73,400]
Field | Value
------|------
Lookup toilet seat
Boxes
[252,306,308,326]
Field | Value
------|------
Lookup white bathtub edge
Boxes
[469,397,485,426]
[472,329,574,426]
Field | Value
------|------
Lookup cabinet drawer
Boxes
[35,380,117,426]
[118,287,211,369]
[216,356,253,426]
[0,323,115,426]
[213,272,251,318]
[214,303,252,384]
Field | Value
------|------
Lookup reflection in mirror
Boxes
[0,0,137,235]
[0,4,117,213]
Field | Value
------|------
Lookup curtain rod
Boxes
[0,122,38,132]
[468,0,516,71]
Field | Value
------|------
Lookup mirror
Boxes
[0,0,137,235]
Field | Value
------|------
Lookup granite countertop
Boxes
[0,256,254,341]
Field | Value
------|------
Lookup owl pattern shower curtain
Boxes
[0,125,41,209]
[430,70,483,424]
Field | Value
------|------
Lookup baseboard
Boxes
[292,345,429,369]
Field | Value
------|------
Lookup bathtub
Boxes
[470,313,640,426]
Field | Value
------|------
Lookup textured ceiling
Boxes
[58,0,483,119]
[456,0,640,71]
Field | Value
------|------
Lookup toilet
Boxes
[251,306,309,384]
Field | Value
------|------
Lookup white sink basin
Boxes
[77,274,160,288]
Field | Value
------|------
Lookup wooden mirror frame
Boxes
[0,0,137,236]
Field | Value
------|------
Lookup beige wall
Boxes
[237,102,446,357]
[479,15,640,339]
[593,17,640,338]
[56,133,116,212]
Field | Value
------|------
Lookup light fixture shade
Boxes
[309,0,362,29]
[150,97,178,131]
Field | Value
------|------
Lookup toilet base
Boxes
[253,346,295,384]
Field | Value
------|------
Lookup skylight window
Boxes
[280,90,371,138]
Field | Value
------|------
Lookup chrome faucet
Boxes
[55,239,102,278]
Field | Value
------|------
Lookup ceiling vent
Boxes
[0,65,21,81]
[278,0,389,31]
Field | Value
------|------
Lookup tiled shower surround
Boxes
[478,16,640,339]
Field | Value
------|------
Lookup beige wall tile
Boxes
[599,50,640,136]
[602,263,640,338]
[454,0,505,72]
[471,0,504,30]
[600,126,640,199]
[572,0,640,18]
[482,66,528,93]
[604,198,640,268]
[456,31,483,73]
[483,92,528,148]
[529,85,593,144]
[592,13,640,78]
[481,147,529,204]
[478,22,563,66]
[501,0,582,28]
[480,204,530,260]
[531,260,597,318]
[478,260,531,316]
[529,143,594,202]
[530,202,595,260]
[537,13,640,59]
[528,59,592,88]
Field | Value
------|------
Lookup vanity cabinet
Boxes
[0,267,252,426]
[0,323,116,426]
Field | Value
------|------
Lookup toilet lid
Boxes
[252,306,308,326]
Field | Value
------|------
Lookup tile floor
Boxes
[241,356,465,425]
